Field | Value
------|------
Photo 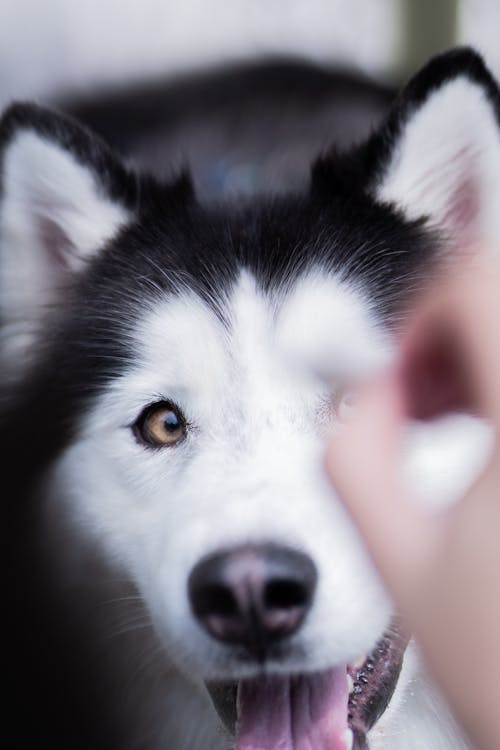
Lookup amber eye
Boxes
[133,401,187,448]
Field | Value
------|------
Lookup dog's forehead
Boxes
[128,267,389,404]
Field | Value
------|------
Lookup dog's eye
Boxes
[133,401,187,448]
[335,387,359,422]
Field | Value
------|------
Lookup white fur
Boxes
[278,271,392,381]
[43,268,486,748]
[0,130,129,373]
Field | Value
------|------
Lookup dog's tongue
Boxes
[236,668,350,750]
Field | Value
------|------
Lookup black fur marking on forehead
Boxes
[69,180,436,348]
[228,192,437,312]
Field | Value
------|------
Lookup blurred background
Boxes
[1,1,499,199]
[1,0,499,108]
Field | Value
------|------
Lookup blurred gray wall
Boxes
[0,0,499,108]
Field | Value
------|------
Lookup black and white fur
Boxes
[2,48,499,749]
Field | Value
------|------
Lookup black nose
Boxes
[188,544,317,662]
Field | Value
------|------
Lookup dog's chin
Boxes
[206,617,409,750]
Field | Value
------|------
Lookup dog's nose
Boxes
[188,544,317,662]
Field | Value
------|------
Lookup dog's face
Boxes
[56,267,393,671]
[2,49,500,749]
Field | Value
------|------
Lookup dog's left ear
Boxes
[374,47,500,247]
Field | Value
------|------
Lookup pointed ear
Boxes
[0,103,136,367]
[374,48,500,248]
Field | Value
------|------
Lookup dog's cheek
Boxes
[302,525,392,665]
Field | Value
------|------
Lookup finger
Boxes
[401,259,500,423]
[325,373,439,601]
[451,264,500,421]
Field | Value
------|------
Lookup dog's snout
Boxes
[188,544,317,662]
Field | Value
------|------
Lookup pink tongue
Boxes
[236,668,349,750]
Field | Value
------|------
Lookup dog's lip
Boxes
[347,617,410,741]
[206,680,238,735]
[206,617,410,747]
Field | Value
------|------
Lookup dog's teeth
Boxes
[343,728,354,750]
[349,654,367,670]
[346,673,354,693]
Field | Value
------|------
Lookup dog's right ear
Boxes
[372,48,500,249]
[0,103,136,367]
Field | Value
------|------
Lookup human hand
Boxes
[325,262,500,750]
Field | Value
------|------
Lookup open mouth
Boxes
[207,617,409,750]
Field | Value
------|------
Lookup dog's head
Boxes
[2,48,499,749]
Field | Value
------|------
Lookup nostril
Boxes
[264,579,309,610]
[194,584,238,617]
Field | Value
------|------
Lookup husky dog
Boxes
[2,48,499,750]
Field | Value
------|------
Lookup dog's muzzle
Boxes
[189,545,409,749]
